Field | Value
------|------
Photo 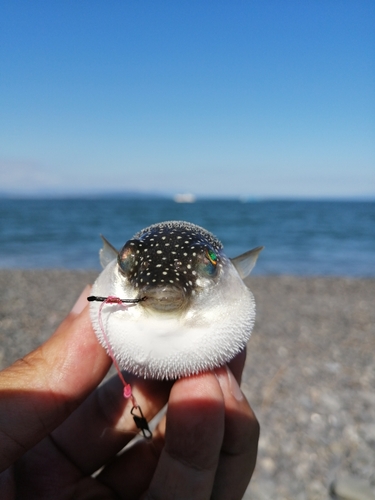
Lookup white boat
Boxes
[173,193,196,203]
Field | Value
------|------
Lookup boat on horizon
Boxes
[173,193,196,203]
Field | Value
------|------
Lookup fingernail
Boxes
[226,365,244,401]
[215,365,244,402]
[70,285,92,315]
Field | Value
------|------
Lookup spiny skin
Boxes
[90,221,257,380]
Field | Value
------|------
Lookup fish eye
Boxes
[118,241,137,275]
[206,249,218,266]
[199,248,218,276]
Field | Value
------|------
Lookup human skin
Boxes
[0,286,259,499]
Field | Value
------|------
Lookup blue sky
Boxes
[1,1,374,198]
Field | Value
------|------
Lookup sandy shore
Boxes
[1,270,374,499]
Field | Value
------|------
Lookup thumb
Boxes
[0,286,111,472]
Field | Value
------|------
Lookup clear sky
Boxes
[1,1,374,198]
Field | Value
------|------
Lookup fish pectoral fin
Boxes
[99,235,119,269]
[231,246,264,279]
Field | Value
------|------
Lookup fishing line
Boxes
[87,296,146,304]
[88,295,152,439]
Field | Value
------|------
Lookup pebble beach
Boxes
[0,270,374,499]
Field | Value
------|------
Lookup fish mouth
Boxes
[140,284,188,312]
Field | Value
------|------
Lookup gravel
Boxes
[0,270,374,499]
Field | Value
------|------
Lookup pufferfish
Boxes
[89,221,263,380]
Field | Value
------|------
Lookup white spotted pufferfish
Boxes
[89,221,263,380]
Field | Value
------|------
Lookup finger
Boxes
[212,365,259,500]
[227,348,246,384]
[0,286,111,471]
[47,346,246,476]
[50,371,173,475]
[141,372,225,500]
[97,351,248,499]
[14,436,116,500]
[95,417,166,500]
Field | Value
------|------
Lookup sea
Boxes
[0,198,374,276]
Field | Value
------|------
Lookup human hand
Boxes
[0,286,259,499]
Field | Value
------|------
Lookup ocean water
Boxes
[0,198,374,276]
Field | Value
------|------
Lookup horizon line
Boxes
[1,190,374,202]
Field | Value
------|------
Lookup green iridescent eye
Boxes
[206,249,217,266]
[203,249,218,276]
